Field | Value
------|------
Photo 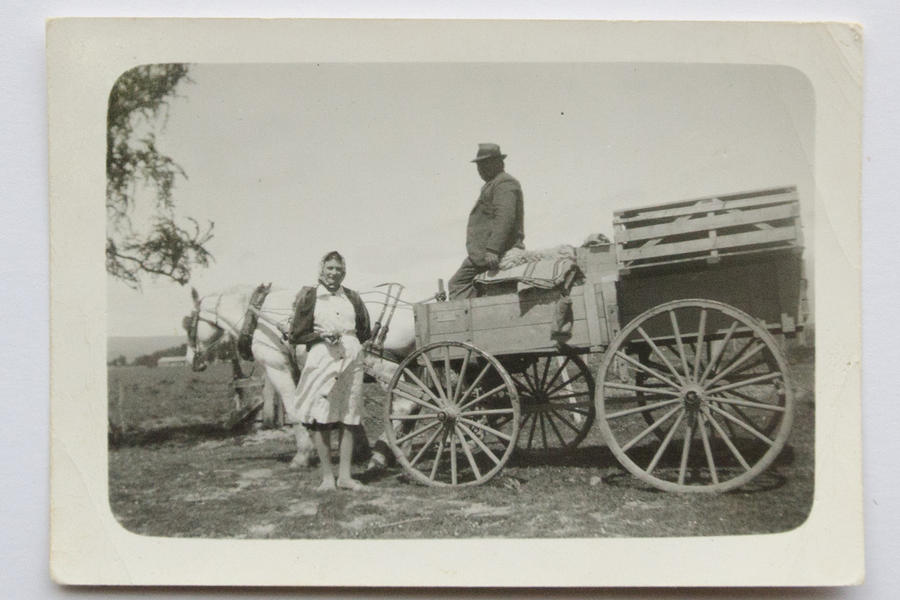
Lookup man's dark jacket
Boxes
[288,285,371,348]
[465,171,524,266]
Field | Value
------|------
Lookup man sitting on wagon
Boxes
[447,143,525,299]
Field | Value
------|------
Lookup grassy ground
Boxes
[108,353,814,539]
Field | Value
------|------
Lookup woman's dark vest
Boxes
[288,285,371,348]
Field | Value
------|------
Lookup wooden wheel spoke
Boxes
[622,405,682,452]
[400,368,444,407]
[429,428,448,481]
[542,356,572,393]
[443,345,453,402]
[603,381,682,397]
[523,411,538,449]
[458,422,501,465]
[692,309,707,380]
[457,362,493,407]
[722,385,782,405]
[702,407,751,471]
[453,349,472,404]
[646,411,685,475]
[459,417,513,443]
[408,425,444,469]
[725,403,764,437]
[637,326,685,384]
[606,398,681,420]
[457,383,508,412]
[459,407,516,417]
[709,394,785,413]
[454,425,482,480]
[613,350,682,391]
[389,413,440,421]
[706,372,781,395]
[704,342,765,387]
[539,412,549,449]
[548,407,582,434]
[421,352,449,404]
[512,373,536,396]
[544,411,568,446]
[538,356,552,390]
[543,371,587,398]
[678,419,695,485]
[391,387,441,413]
[708,404,774,446]
[669,310,692,378]
[395,419,442,446]
[699,320,738,383]
[698,412,719,485]
[449,435,458,485]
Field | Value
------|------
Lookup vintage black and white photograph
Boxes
[48,19,862,587]
[103,60,815,540]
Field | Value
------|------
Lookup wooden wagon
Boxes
[380,186,806,492]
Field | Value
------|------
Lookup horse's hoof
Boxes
[289,454,314,469]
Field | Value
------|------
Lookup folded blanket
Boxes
[475,245,578,292]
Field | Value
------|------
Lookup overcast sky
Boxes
[108,62,813,337]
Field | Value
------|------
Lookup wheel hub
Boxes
[684,390,702,410]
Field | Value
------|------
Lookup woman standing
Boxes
[289,251,370,491]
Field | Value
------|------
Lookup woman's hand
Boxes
[314,326,342,345]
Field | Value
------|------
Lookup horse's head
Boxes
[182,287,225,372]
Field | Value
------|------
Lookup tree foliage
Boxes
[106,64,214,288]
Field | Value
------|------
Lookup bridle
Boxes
[186,294,227,369]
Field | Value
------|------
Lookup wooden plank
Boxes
[425,319,593,358]
[581,281,605,347]
[615,203,799,244]
[472,321,592,356]
[613,185,796,217]
[600,278,620,342]
[470,293,587,331]
[614,188,798,223]
[617,226,798,262]
[414,304,429,349]
[615,243,800,271]
[613,186,796,219]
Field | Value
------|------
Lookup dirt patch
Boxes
[108,354,815,539]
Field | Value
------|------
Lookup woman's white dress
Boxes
[290,287,364,428]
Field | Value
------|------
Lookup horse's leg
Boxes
[264,365,315,468]
[362,354,416,471]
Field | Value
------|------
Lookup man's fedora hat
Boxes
[471,143,507,162]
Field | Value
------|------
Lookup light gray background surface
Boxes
[5,1,894,597]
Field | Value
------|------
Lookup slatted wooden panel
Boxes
[414,284,606,358]
[613,186,803,272]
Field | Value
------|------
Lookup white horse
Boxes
[183,284,417,467]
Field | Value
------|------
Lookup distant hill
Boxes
[108,336,186,363]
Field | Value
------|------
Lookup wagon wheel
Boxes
[503,351,595,455]
[384,341,520,486]
[596,299,794,493]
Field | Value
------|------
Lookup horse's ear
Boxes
[191,287,200,306]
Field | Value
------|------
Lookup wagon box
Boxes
[613,186,806,337]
